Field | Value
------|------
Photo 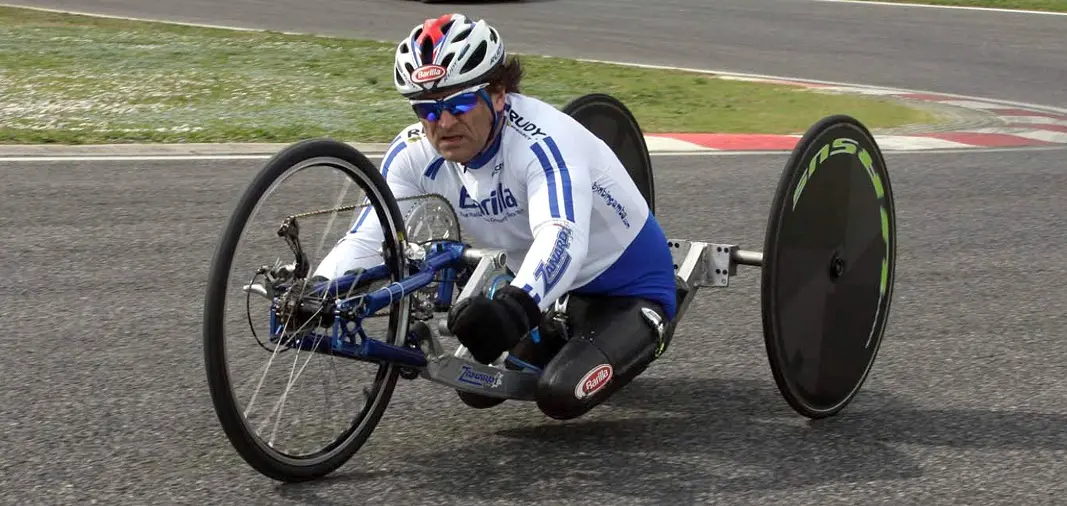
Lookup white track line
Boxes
[0,152,780,162]
[0,151,802,161]
[871,136,974,150]
[576,59,1067,116]
[6,145,1067,162]
[0,2,1063,160]
[936,99,1015,110]
[6,1,1064,116]
[809,0,1067,16]
[0,3,296,33]
[1003,116,1067,126]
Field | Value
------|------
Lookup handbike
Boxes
[202,93,897,483]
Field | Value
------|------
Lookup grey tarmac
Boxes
[1,0,1065,503]
[2,148,1066,504]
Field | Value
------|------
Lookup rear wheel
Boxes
[203,138,411,481]
[562,92,681,353]
[562,93,656,214]
[761,115,896,419]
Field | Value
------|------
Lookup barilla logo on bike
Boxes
[574,364,613,399]
[411,65,446,83]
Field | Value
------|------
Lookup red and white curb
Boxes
[569,59,1067,153]
[0,6,1063,158]
[641,73,1067,153]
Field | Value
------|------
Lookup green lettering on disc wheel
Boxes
[790,139,891,297]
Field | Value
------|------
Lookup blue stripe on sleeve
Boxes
[543,137,574,221]
[529,142,561,220]
[423,157,445,180]
[380,139,407,179]
[350,139,407,233]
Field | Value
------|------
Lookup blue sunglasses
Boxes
[410,83,490,122]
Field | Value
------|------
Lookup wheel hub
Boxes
[829,253,846,279]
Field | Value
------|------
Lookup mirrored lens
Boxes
[412,91,482,121]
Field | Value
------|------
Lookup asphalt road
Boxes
[6,0,1067,108]
[2,0,1067,504]
[3,148,1067,505]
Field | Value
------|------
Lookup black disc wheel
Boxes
[761,115,897,419]
[203,138,412,481]
[562,93,656,214]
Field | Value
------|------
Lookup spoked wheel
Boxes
[203,138,411,482]
[562,93,656,214]
[761,115,896,419]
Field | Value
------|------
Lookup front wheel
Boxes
[203,138,411,482]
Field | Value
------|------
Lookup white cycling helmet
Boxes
[393,13,507,98]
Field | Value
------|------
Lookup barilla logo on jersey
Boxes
[459,183,520,217]
[534,225,572,295]
[411,65,446,83]
[574,364,613,399]
[457,365,503,389]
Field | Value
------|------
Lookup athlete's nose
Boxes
[437,110,459,129]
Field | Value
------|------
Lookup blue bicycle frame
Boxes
[264,240,483,370]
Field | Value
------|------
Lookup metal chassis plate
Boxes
[669,239,738,289]
[421,354,540,401]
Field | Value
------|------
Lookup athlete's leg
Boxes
[534,293,667,420]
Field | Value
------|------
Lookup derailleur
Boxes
[242,214,312,301]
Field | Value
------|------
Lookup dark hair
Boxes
[486,55,523,94]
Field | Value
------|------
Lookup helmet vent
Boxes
[461,41,488,74]
[419,38,435,65]
[453,27,472,42]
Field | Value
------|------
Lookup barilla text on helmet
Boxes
[410,41,505,88]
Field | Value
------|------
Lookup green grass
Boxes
[856,0,1067,11]
[0,6,941,145]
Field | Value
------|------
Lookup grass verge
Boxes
[0,6,940,144]
[854,0,1067,11]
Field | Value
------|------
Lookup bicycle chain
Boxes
[283,192,457,224]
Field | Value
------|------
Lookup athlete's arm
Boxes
[510,137,593,311]
[313,133,424,279]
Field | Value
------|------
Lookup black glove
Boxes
[447,285,543,364]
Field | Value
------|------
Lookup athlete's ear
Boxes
[489,86,507,112]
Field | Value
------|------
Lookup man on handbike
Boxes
[313,13,678,420]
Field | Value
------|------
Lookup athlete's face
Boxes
[413,84,506,163]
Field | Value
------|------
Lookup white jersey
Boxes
[315,93,678,319]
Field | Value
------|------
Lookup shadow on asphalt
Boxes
[415,0,544,5]
[274,375,1066,504]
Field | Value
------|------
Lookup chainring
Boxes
[400,193,462,245]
